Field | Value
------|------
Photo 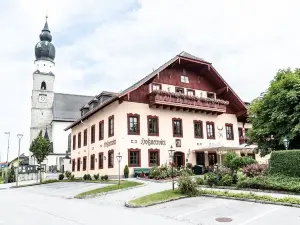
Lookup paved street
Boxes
[136,196,300,225]
[12,182,111,199]
[0,181,299,225]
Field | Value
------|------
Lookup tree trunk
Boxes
[39,163,42,184]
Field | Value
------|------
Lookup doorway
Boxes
[174,151,185,168]
[196,152,205,166]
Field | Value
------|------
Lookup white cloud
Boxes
[1,0,300,160]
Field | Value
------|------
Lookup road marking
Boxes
[175,205,214,218]
[237,207,279,225]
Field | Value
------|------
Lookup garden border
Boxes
[125,193,300,209]
[136,177,179,183]
[75,183,146,199]
[198,185,300,196]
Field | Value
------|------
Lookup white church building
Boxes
[30,17,94,171]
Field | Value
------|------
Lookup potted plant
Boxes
[124,165,129,178]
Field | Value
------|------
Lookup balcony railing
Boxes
[149,90,229,113]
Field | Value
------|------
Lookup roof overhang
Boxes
[193,143,256,152]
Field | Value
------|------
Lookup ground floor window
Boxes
[148,149,160,167]
[77,158,80,171]
[72,159,75,172]
[128,148,141,167]
[208,153,217,166]
[90,154,95,170]
[98,152,103,169]
[108,150,114,168]
[83,156,87,171]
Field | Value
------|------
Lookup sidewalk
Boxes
[0,179,40,189]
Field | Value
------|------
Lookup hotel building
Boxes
[65,52,266,178]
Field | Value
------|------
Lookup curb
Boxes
[136,177,179,183]
[198,185,300,196]
[125,193,300,209]
[200,194,300,208]
[75,183,146,199]
[125,196,188,208]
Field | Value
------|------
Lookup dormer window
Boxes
[175,87,184,94]
[152,83,161,91]
[207,92,215,99]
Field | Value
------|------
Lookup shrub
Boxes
[219,174,233,186]
[237,175,300,193]
[230,157,257,171]
[93,173,100,180]
[58,173,64,180]
[177,174,198,196]
[195,177,205,185]
[223,152,237,169]
[70,174,75,180]
[124,165,129,178]
[83,174,92,180]
[206,172,219,187]
[237,171,247,182]
[243,164,268,177]
[103,175,108,180]
[269,150,300,177]
[65,171,72,179]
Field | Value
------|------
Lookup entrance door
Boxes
[196,152,204,166]
[208,153,217,166]
[174,152,184,168]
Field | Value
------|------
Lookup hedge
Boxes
[269,150,300,177]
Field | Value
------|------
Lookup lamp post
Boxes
[116,152,122,185]
[16,134,23,187]
[168,145,175,190]
[4,132,10,183]
[283,137,289,150]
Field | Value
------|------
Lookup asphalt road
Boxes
[0,182,299,225]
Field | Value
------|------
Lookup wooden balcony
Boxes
[149,90,229,113]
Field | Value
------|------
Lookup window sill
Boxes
[148,133,159,136]
[128,132,140,135]
[128,165,141,168]
[173,135,183,138]
[207,137,215,140]
[194,136,203,139]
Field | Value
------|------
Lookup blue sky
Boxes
[1,0,300,160]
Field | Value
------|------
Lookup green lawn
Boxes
[128,188,300,207]
[75,181,143,199]
[129,189,186,206]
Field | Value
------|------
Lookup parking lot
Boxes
[135,196,300,225]
[13,182,110,199]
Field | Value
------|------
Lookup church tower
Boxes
[29,16,55,165]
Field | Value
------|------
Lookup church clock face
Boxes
[39,94,47,103]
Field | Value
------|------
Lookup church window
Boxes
[41,81,46,90]
[83,129,87,146]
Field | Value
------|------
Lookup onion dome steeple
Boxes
[35,15,56,62]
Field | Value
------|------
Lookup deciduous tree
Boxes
[29,132,50,183]
[248,68,300,156]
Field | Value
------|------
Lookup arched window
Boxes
[41,81,46,90]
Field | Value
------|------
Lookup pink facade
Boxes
[67,52,267,178]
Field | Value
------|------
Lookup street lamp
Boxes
[16,134,23,187]
[116,152,122,185]
[168,145,175,190]
[283,137,289,150]
[4,132,10,183]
